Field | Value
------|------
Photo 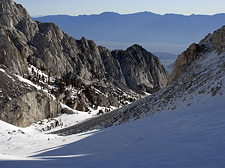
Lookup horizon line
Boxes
[32,11,225,18]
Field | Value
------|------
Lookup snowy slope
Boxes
[0,91,225,167]
[31,103,116,133]
[0,50,225,167]
[50,50,225,136]
[1,39,225,167]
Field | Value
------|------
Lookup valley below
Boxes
[1,0,225,167]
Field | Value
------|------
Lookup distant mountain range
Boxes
[35,12,225,54]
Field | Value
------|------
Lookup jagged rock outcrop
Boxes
[0,0,38,75]
[168,43,204,84]
[0,67,61,127]
[0,0,168,93]
[200,26,225,54]
[111,45,168,93]
[0,0,30,28]
[168,26,225,84]
[0,0,169,126]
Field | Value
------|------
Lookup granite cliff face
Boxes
[0,0,168,126]
[0,0,168,92]
[110,45,168,93]
[168,26,225,84]
[0,67,61,127]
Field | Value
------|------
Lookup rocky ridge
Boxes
[168,26,225,83]
[0,0,168,126]
[0,0,168,92]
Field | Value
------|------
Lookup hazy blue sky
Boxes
[14,0,225,16]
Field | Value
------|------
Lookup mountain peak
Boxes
[126,44,153,55]
[127,44,143,50]
[0,0,30,27]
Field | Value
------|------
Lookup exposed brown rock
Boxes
[169,26,225,84]
[168,43,204,83]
